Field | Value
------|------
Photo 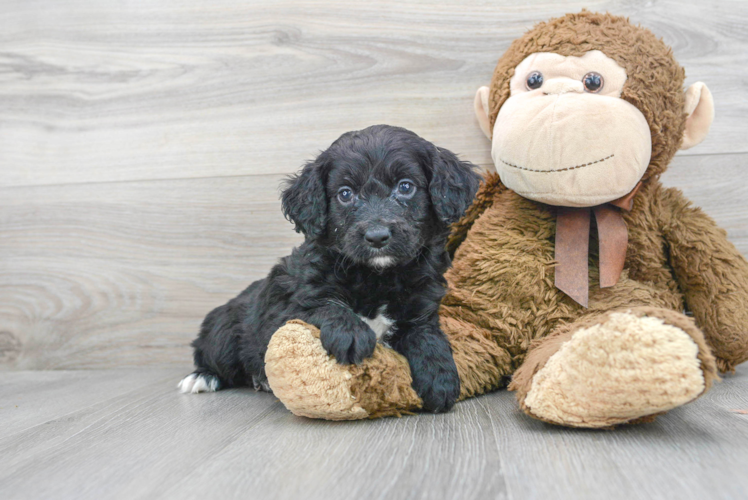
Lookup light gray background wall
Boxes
[1,0,746,370]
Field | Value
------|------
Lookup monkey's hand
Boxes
[662,187,748,372]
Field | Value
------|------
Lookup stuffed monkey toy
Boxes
[263,11,748,427]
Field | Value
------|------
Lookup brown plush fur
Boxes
[348,346,422,419]
[441,179,747,399]
[265,12,748,426]
[446,172,506,257]
[659,189,748,372]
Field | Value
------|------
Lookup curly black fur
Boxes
[181,125,481,413]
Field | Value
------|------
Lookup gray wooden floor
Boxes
[2,0,748,499]
[1,365,747,500]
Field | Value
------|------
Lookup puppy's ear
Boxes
[429,147,482,226]
[281,156,328,239]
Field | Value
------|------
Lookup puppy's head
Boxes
[282,125,481,269]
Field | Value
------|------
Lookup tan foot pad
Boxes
[265,320,369,420]
[524,312,706,428]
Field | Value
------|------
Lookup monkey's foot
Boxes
[265,320,422,420]
[511,309,718,428]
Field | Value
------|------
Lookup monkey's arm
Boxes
[661,187,748,372]
[446,171,505,257]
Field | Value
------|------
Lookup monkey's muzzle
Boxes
[492,91,651,208]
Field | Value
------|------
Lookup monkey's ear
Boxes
[429,147,483,226]
[680,82,714,150]
[474,86,492,140]
[281,157,328,239]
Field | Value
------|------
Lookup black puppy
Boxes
[178,125,481,412]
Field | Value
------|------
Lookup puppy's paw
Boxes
[252,374,272,393]
[178,372,221,394]
[413,365,460,413]
[320,322,377,365]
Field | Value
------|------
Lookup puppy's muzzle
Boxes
[364,226,391,249]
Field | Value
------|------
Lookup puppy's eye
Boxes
[526,71,543,90]
[397,180,416,197]
[337,187,354,204]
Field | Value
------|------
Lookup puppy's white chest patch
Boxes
[359,305,395,340]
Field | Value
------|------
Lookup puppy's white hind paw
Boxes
[178,373,220,394]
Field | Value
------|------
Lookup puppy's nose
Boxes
[365,227,391,248]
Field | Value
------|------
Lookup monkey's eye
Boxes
[583,72,604,93]
[396,179,416,198]
[526,71,544,90]
[337,187,354,204]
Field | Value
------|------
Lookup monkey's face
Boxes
[474,13,714,208]
[491,50,651,207]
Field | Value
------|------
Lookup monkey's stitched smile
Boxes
[500,154,615,173]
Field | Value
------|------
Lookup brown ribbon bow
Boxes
[554,182,642,307]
